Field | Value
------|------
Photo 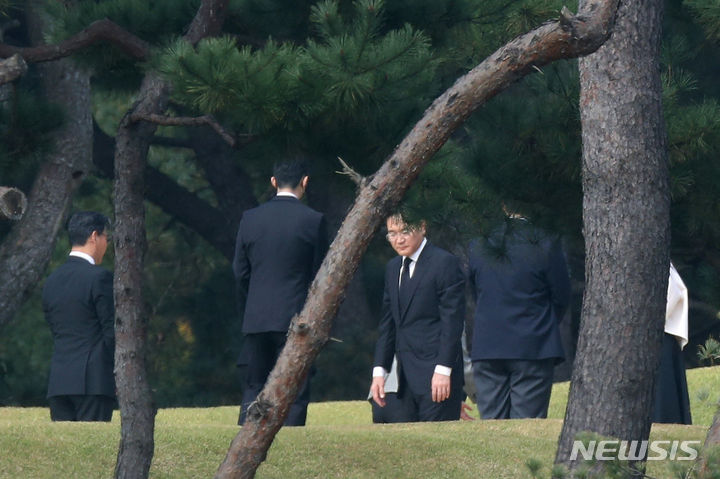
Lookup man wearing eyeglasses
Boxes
[42,211,115,421]
[370,211,465,422]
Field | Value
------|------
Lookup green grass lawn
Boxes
[1,366,718,478]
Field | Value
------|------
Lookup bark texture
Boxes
[0,1,92,330]
[214,2,621,478]
[555,0,670,474]
[112,2,228,478]
[113,73,168,479]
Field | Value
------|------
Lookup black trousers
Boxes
[371,391,418,423]
[238,332,311,426]
[378,370,462,423]
[652,333,692,424]
[473,358,554,419]
[48,395,114,422]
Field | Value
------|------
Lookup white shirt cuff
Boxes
[434,365,452,376]
[372,367,387,378]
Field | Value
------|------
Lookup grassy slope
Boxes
[1,366,717,478]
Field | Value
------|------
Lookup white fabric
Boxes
[276,191,299,199]
[69,251,95,265]
[665,263,689,350]
[398,237,427,286]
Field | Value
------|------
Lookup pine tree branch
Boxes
[335,156,365,186]
[0,53,26,86]
[0,18,150,63]
[129,113,238,148]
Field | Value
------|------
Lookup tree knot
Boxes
[247,397,274,421]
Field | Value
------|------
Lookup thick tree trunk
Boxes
[554,0,670,475]
[0,1,92,330]
[215,3,621,478]
[112,2,228,478]
[112,73,168,479]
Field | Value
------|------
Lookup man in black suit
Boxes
[370,212,465,422]
[42,211,115,422]
[468,215,570,419]
[233,159,328,426]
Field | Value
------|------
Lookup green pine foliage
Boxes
[157,37,301,131]
[157,0,434,134]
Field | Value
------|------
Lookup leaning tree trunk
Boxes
[555,0,670,475]
[0,1,93,330]
[112,2,228,478]
[214,2,621,477]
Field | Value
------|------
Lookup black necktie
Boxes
[399,257,412,309]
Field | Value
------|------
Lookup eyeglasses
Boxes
[385,229,412,242]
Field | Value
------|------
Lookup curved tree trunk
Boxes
[555,0,670,475]
[215,2,621,477]
[112,2,229,478]
[0,1,92,330]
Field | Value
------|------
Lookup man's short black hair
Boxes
[273,158,308,189]
[387,208,424,231]
[67,211,111,247]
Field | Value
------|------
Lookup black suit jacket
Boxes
[373,242,465,396]
[233,195,328,334]
[42,256,115,397]
[468,219,570,362]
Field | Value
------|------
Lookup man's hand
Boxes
[431,373,451,403]
[370,376,386,407]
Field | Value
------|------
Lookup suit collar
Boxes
[69,251,95,264]
[271,195,301,203]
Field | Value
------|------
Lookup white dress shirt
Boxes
[69,251,95,265]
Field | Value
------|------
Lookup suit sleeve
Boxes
[436,254,466,368]
[546,236,571,321]
[373,270,396,371]
[93,269,115,353]
[232,220,251,308]
[312,215,329,278]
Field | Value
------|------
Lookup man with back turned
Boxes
[43,211,115,422]
[233,158,328,426]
